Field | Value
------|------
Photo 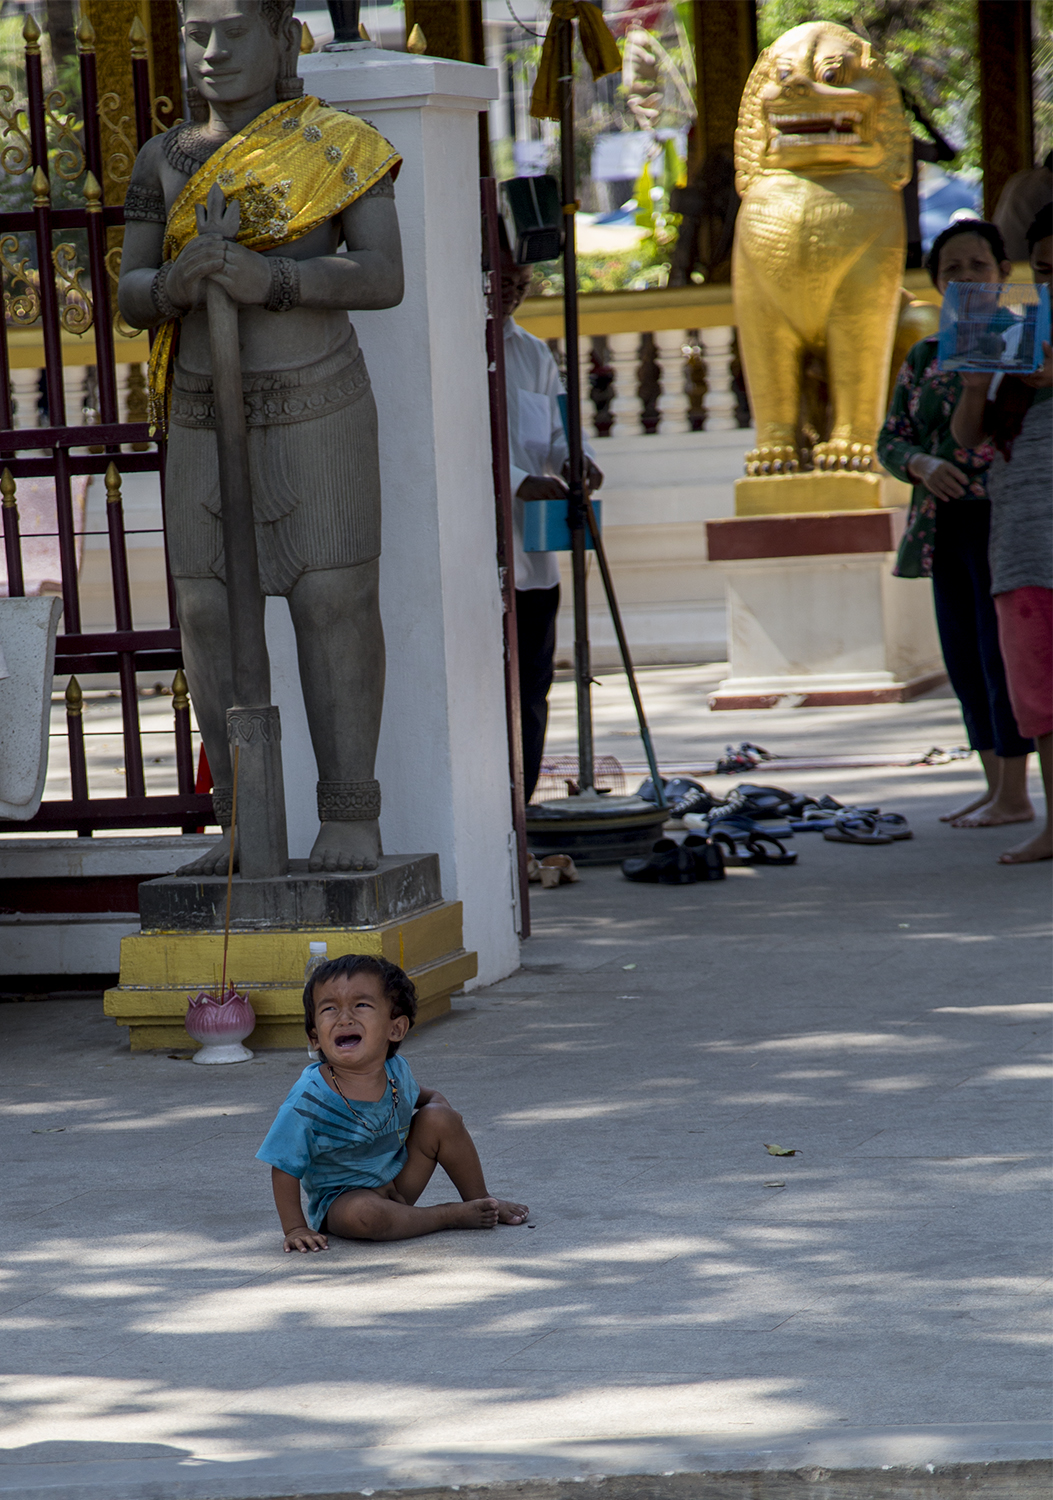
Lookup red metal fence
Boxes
[0,12,210,835]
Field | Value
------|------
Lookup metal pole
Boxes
[558,14,594,795]
[582,496,666,807]
[481,176,531,938]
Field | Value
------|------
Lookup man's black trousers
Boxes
[516,584,560,803]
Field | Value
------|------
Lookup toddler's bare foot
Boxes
[495,1199,530,1224]
[446,1197,501,1229]
[998,828,1053,864]
[940,790,992,822]
[952,798,1034,828]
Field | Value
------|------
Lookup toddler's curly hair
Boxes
[303,954,418,1060]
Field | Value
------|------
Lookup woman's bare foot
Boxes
[940,790,993,822]
[998,828,1053,864]
[952,799,1035,828]
[495,1199,530,1224]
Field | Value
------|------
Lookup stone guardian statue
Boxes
[118,0,403,873]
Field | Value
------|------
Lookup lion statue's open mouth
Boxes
[770,111,865,145]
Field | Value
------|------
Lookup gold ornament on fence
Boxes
[0,85,32,178]
[44,90,86,182]
[97,93,136,185]
[52,243,93,335]
[0,234,41,325]
[150,96,184,136]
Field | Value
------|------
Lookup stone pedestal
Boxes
[706,509,945,709]
[103,856,475,1051]
[281,50,518,986]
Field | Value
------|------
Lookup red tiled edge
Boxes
[706,508,907,562]
[708,670,947,711]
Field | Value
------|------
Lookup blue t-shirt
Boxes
[256,1056,420,1230]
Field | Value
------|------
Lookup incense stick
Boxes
[219,744,240,1000]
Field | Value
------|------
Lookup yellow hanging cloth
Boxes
[147,95,401,434]
[529,1,622,121]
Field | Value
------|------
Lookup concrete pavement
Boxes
[0,692,1050,1499]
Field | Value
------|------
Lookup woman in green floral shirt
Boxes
[878,221,1035,828]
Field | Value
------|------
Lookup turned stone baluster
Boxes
[607,332,642,434]
[700,326,737,432]
[653,328,690,433]
[11,367,42,428]
[11,368,44,456]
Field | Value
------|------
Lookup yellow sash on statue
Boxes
[147,95,401,432]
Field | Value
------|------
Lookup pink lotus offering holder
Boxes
[184,986,256,1065]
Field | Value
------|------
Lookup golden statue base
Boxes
[104,896,475,1052]
[734,472,910,517]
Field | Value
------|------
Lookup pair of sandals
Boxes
[527,854,580,887]
[682,812,797,867]
[822,812,912,844]
[623,835,726,884]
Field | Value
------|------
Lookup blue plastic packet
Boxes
[522,392,602,553]
[937,281,1050,374]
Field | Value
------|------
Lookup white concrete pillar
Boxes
[653,328,689,432]
[298,51,517,986]
[700,325,737,431]
[607,331,640,433]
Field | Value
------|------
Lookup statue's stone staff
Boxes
[196,180,287,877]
[117,0,403,877]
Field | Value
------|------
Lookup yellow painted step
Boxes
[118,902,464,986]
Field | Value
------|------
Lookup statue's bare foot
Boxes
[309,820,380,873]
[745,443,799,476]
[177,829,237,876]
[812,439,875,472]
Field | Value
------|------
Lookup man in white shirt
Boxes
[500,248,603,801]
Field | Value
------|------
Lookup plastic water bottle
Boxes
[304,941,327,1059]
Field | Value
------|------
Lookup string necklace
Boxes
[326,1062,400,1133]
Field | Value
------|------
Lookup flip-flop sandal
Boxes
[790,812,839,832]
[706,811,795,841]
[744,833,798,866]
[872,813,912,840]
[823,814,893,845]
[818,795,880,814]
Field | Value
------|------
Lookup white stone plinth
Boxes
[0,596,63,820]
[286,51,516,986]
[711,552,945,707]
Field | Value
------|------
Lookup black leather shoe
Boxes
[683,834,726,881]
[622,838,697,884]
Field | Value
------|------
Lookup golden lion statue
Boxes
[732,22,912,475]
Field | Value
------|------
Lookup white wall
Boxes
[300,52,518,986]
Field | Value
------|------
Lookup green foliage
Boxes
[529,237,671,295]
[756,0,979,168]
